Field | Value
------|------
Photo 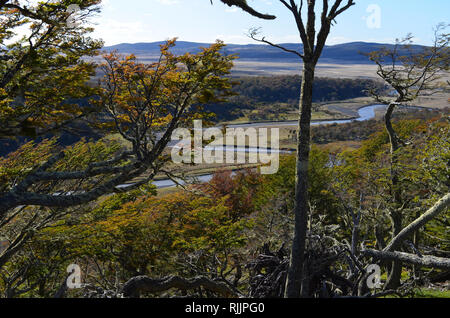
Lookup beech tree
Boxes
[0,138,124,297]
[0,0,103,138]
[1,174,252,297]
[367,24,450,289]
[214,0,355,298]
[0,40,235,216]
[330,110,450,295]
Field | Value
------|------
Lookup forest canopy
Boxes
[206,75,382,121]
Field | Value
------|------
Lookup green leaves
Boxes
[0,138,57,192]
[0,0,103,138]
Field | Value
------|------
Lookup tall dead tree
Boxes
[367,24,450,289]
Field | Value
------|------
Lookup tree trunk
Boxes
[385,212,403,290]
[284,60,315,298]
[362,249,450,270]
[412,212,421,279]
[384,103,403,290]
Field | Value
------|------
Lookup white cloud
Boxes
[156,0,180,5]
[225,7,238,13]
[92,18,150,45]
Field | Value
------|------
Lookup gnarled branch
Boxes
[215,0,276,20]
[385,193,450,252]
[122,275,238,298]
[362,249,450,270]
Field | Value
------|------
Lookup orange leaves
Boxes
[99,39,236,138]
[200,169,262,220]
[101,188,251,257]
[125,54,137,61]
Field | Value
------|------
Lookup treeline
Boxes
[233,75,379,103]
[312,108,448,144]
[206,75,383,121]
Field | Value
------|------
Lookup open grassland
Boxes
[232,59,381,79]
[415,92,450,109]
[116,55,382,79]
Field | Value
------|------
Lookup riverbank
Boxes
[136,104,387,191]
[225,104,385,129]
[114,103,442,193]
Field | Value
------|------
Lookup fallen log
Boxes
[362,249,450,270]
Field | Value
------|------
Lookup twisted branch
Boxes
[122,275,238,298]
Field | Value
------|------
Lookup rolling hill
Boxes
[104,41,427,64]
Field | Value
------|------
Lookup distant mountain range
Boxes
[104,41,427,64]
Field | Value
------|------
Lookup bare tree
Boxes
[367,24,450,289]
[213,0,357,298]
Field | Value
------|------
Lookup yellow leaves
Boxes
[0,138,57,191]
[0,1,102,137]
[53,138,122,172]
[99,39,235,137]
[0,89,14,117]
[153,113,173,126]
[126,54,136,61]
[197,89,215,104]
[117,114,132,123]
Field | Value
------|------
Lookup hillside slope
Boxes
[105,41,426,64]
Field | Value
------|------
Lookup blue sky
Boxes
[92,0,449,46]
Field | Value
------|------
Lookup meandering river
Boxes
[227,104,386,128]
[125,104,388,190]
